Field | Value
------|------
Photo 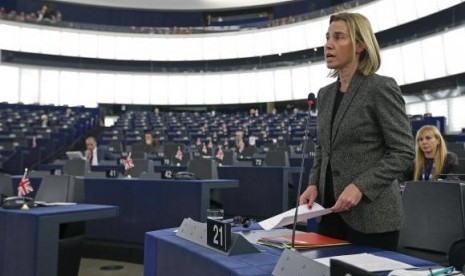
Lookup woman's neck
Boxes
[338,66,357,92]
[424,151,436,159]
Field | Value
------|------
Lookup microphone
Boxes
[307,93,316,106]
[291,92,316,249]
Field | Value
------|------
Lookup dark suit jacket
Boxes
[86,147,113,165]
[309,72,415,233]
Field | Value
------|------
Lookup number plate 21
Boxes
[207,218,231,252]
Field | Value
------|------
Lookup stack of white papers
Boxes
[35,201,77,206]
[311,253,415,272]
[258,203,332,230]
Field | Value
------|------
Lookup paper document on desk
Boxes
[258,203,332,230]
[35,201,77,206]
[311,253,415,272]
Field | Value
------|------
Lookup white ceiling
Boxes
[48,0,295,11]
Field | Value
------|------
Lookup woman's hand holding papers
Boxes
[299,185,318,208]
[331,183,362,213]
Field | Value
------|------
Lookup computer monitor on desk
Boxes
[66,151,85,160]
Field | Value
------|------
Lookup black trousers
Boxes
[320,163,399,251]
[318,212,399,251]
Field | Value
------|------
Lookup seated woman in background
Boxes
[402,125,459,182]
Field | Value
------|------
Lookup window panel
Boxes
[394,0,417,25]
[59,71,79,105]
[274,69,292,101]
[20,68,40,104]
[0,24,20,51]
[203,74,222,104]
[78,72,98,107]
[202,36,221,60]
[150,75,169,105]
[168,75,187,105]
[79,33,98,58]
[443,27,465,75]
[97,35,115,59]
[291,66,310,100]
[256,71,275,102]
[304,19,326,49]
[114,74,133,104]
[270,28,289,55]
[287,24,307,53]
[131,37,152,61]
[448,96,465,132]
[97,73,115,104]
[0,66,19,103]
[114,36,134,60]
[183,37,203,61]
[221,74,239,104]
[219,36,238,59]
[380,47,404,85]
[186,75,204,105]
[426,99,448,118]
[254,31,273,56]
[401,41,424,84]
[39,69,60,105]
[238,72,257,103]
[150,38,168,61]
[60,31,80,56]
[422,35,445,80]
[132,75,151,104]
[236,33,257,58]
[166,37,186,61]
[40,29,61,55]
[406,102,426,116]
[20,27,41,53]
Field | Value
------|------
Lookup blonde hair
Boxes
[413,125,447,181]
[328,12,381,78]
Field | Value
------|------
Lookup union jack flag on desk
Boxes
[124,152,134,171]
[216,146,224,161]
[175,146,183,161]
[18,168,33,197]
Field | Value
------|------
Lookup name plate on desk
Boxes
[207,218,231,252]
[253,158,264,166]
[106,169,119,178]
[161,170,173,179]
[50,168,62,175]
[177,218,260,256]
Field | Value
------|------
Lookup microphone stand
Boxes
[291,98,314,249]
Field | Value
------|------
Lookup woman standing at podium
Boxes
[299,12,415,250]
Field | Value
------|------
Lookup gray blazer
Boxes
[309,72,415,233]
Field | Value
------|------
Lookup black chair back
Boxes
[139,172,162,179]
[187,159,218,179]
[0,173,14,197]
[130,159,154,177]
[35,175,84,203]
[63,159,89,176]
[449,239,465,271]
[399,181,465,264]
[265,151,290,166]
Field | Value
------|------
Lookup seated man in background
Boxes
[401,125,459,182]
[232,130,247,154]
[40,114,51,128]
[84,136,106,165]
